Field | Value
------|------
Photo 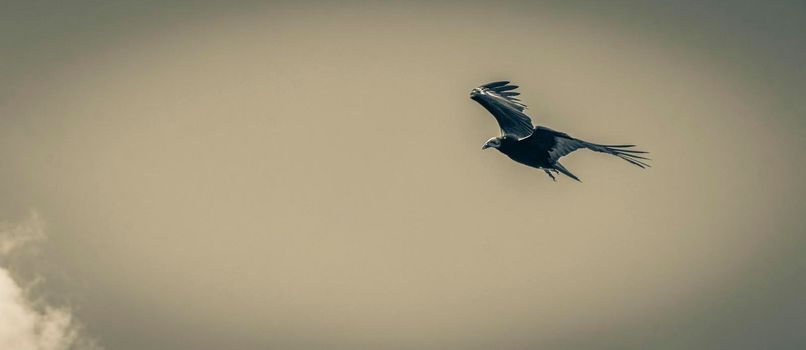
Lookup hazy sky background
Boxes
[1,1,804,349]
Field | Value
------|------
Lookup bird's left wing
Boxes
[471,81,534,139]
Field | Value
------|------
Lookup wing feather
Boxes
[536,127,651,168]
[482,80,511,88]
[471,81,534,139]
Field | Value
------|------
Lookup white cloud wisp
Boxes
[0,212,101,350]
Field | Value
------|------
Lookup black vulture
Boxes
[470,81,649,182]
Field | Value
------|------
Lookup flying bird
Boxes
[470,81,649,182]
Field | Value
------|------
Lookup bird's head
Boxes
[482,137,502,150]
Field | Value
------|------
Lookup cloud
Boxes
[0,212,45,256]
[0,211,102,350]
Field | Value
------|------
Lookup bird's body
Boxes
[470,81,649,182]
[496,128,564,169]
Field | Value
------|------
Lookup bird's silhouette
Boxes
[470,81,649,182]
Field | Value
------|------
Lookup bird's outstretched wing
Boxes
[471,81,534,139]
[533,127,651,168]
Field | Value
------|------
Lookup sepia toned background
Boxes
[1,1,804,349]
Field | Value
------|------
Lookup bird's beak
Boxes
[482,143,492,150]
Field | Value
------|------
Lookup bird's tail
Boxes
[585,142,651,168]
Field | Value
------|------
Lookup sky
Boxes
[1,1,805,349]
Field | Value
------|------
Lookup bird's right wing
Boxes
[471,81,534,139]
[533,127,651,168]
